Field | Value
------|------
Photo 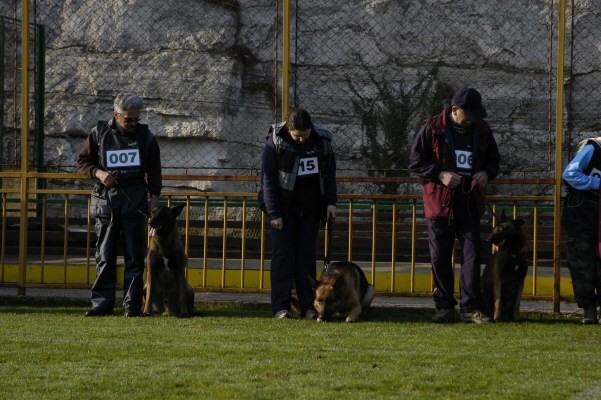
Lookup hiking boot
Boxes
[304,310,318,320]
[460,310,492,324]
[432,308,455,323]
[581,308,598,325]
[274,310,290,319]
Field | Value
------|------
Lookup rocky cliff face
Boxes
[2,0,600,195]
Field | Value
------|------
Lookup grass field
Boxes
[1,298,600,400]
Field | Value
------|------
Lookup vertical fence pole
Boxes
[281,0,290,120]
[553,0,566,313]
[18,0,31,296]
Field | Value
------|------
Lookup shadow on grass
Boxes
[0,295,582,324]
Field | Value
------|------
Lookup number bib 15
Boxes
[106,149,141,168]
[297,157,319,176]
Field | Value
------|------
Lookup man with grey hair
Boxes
[77,92,162,317]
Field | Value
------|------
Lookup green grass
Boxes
[1,299,600,399]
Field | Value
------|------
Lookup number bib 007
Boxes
[106,149,141,168]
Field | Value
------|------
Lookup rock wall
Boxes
[2,0,601,195]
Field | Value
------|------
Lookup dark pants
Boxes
[91,184,148,311]
[565,230,601,309]
[427,215,482,312]
[269,213,320,315]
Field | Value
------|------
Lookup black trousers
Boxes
[427,214,482,312]
[89,184,148,312]
[269,213,320,315]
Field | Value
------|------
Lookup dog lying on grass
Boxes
[308,261,375,322]
[143,204,194,317]
[481,211,528,322]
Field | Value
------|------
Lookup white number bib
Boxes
[455,150,473,170]
[297,157,319,176]
[106,149,141,168]
[591,167,601,180]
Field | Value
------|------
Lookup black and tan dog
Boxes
[481,211,528,322]
[308,261,375,322]
[143,204,194,317]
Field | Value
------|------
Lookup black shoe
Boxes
[124,310,143,317]
[85,308,113,317]
[432,308,455,323]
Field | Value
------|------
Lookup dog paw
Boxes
[345,316,357,323]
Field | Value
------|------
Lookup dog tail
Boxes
[290,296,302,316]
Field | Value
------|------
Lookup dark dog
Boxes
[308,261,375,322]
[143,204,194,317]
[481,211,528,322]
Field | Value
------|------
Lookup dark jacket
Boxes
[260,122,337,221]
[562,138,601,234]
[77,118,162,196]
[408,108,500,219]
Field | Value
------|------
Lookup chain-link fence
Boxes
[2,0,601,194]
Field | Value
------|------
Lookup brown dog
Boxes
[308,261,375,322]
[481,211,528,322]
[143,204,194,317]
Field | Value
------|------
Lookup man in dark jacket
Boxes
[408,87,500,323]
[261,109,337,319]
[77,93,162,317]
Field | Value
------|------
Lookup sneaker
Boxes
[274,310,290,319]
[581,308,598,325]
[432,308,455,323]
[460,310,492,324]
[304,310,318,320]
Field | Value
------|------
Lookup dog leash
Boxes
[323,216,334,273]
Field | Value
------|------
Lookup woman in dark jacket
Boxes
[260,109,337,319]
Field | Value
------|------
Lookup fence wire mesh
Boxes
[1,1,601,195]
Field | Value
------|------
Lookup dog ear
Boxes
[171,204,185,218]
[500,209,508,221]
[307,274,318,290]
[513,219,526,227]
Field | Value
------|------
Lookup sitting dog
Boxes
[481,211,528,322]
[308,261,375,322]
[143,204,194,317]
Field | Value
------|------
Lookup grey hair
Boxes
[114,93,143,113]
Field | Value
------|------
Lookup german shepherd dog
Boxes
[481,211,528,322]
[308,261,375,322]
[143,204,194,317]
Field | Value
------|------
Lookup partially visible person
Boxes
[260,109,337,319]
[77,92,162,317]
[408,87,500,323]
[562,138,601,324]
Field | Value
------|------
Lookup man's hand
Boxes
[473,171,489,188]
[438,171,462,189]
[149,195,159,211]
[326,205,337,220]
[95,169,118,188]
[271,217,283,230]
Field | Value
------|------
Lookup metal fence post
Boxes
[553,0,567,314]
[18,0,31,296]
